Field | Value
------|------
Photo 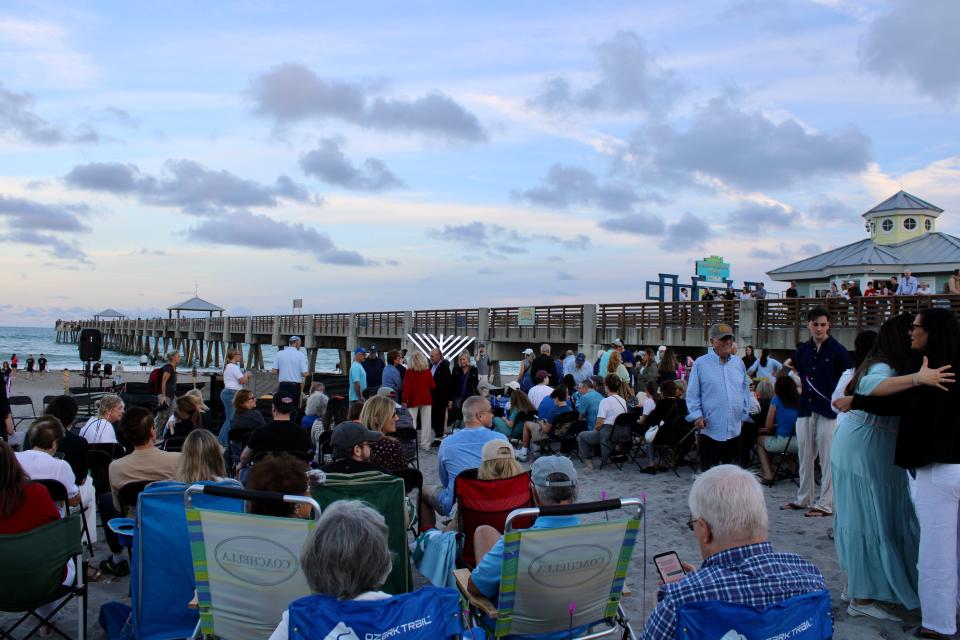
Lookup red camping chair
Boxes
[454,468,534,568]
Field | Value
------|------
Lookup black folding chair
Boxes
[161,435,187,452]
[226,427,255,474]
[41,395,59,408]
[33,479,95,555]
[540,411,582,460]
[8,395,36,429]
[600,411,642,470]
[315,430,333,466]
[768,434,800,486]
[393,427,420,469]
[118,480,152,517]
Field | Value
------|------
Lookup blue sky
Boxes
[1,0,958,326]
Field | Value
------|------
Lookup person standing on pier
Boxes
[685,323,751,471]
[362,344,385,391]
[273,336,308,423]
[782,306,851,517]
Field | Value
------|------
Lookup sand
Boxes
[2,373,919,638]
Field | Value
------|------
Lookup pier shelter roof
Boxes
[94,308,125,320]
[167,296,224,318]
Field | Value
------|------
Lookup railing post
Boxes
[343,313,357,372]
[304,315,315,349]
[580,304,600,359]
[402,311,414,351]
[739,298,757,349]
[478,307,490,346]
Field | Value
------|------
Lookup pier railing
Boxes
[69,295,960,353]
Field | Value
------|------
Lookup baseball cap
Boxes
[535,370,550,381]
[331,421,382,452]
[289,335,301,343]
[354,347,368,355]
[368,343,379,352]
[531,456,578,487]
[611,338,624,348]
[657,345,666,352]
[709,323,735,340]
[376,386,397,397]
[522,348,534,355]
[575,352,586,363]
[481,440,515,463]
[272,391,296,411]
[505,380,521,391]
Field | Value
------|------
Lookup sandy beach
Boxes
[3,372,917,639]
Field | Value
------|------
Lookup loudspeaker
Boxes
[78,328,103,362]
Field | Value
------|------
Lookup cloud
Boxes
[431,221,589,255]
[0,81,100,145]
[556,271,575,281]
[860,0,960,103]
[596,211,665,236]
[184,210,372,266]
[726,201,795,233]
[64,159,314,215]
[530,30,683,116]
[633,96,871,190]
[249,63,487,142]
[300,138,404,191]
[100,107,140,128]
[4,229,89,262]
[749,242,793,260]
[665,212,711,248]
[513,164,649,214]
[800,242,822,255]
[807,194,855,221]
[0,195,90,232]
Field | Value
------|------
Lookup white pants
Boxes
[795,414,836,513]
[409,405,433,449]
[915,464,960,635]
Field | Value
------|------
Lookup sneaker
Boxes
[847,602,902,622]
[840,590,849,603]
[430,440,442,448]
[100,558,130,577]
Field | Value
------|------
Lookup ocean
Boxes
[0,326,521,374]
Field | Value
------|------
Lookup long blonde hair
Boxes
[359,396,395,434]
[408,351,429,372]
[477,457,524,481]
[175,429,226,483]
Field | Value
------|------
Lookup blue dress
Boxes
[831,362,920,608]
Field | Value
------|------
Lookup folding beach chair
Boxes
[455,497,642,640]
[185,484,320,640]
[453,468,533,568]
[311,471,412,595]
[675,589,832,639]
[8,395,36,430]
[0,514,87,640]
[283,585,463,640]
[769,434,800,486]
[601,412,642,470]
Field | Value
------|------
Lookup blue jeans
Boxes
[219,388,237,446]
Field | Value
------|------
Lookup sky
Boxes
[1,0,959,326]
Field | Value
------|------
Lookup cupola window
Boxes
[904,218,917,230]
[881,219,894,232]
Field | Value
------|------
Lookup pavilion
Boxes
[768,191,960,296]
[167,296,225,319]
[94,308,126,321]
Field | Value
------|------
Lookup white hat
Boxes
[505,380,521,391]
[522,348,534,355]
[657,345,666,352]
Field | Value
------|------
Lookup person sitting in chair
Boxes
[321,421,386,475]
[237,392,311,470]
[640,465,826,639]
[468,455,584,626]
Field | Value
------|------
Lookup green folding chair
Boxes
[0,513,87,640]
[454,498,642,640]
[185,484,320,640]
[311,470,412,595]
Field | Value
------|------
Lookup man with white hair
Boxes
[641,465,827,639]
[528,343,554,385]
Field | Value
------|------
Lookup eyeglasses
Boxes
[908,323,923,333]
[686,517,702,531]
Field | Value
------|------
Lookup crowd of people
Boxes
[2,302,960,638]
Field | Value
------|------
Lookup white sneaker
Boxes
[840,590,849,603]
[515,448,528,461]
[847,602,902,622]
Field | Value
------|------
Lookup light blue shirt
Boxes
[565,361,594,386]
[273,346,307,383]
[896,276,918,295]
[746,357,782,382]
[436,426,507,515]
[598,349,614,378]
[577,389,603,428]
[686,350,751,442]
[349,361,367,402]
[382,364,402,393]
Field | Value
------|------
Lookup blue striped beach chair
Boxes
[184,484,320,640]
[454,498,642,640]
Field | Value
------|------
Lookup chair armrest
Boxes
[453,568,498,619]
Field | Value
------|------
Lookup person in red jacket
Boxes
[402,352,435,451]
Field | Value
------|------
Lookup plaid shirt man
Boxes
[641,542,826,640]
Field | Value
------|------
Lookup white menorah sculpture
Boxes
[406,333,476,362]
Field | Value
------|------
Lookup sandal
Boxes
[780,502,805,511]
[804,507,832,518]
[759,478,775,487]
[915,629,948,639]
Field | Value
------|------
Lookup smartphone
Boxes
[654,551,686,584]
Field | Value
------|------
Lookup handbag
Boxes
[644,422,661,444]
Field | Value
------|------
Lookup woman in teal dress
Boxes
[832,313,920,620]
